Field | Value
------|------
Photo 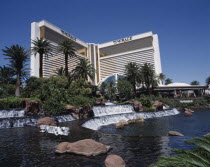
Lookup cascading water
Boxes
[0,109,25,118]
[82,106,180,130]
[40,125,70,136]
[0,109,75,129]
[93,104,135,117]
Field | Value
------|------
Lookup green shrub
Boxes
[204,95,210,103]
[0,84,16,98]
[117,79,134,99]
[67,95,96,108]
[43,98,65,115]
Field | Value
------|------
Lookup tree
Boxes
[31,38,51,78]
[191,80,200,85]
[2,45,29,96]
[158,73,166,85]
[117,79,134,99]
[58,40,76,77]
[141,63,158,95]
[106,81,116,100]
[0,65,15,84]
[125,62,141,95]
[150,134,210,167]
[165,78,172,85]
[72,58,95,81]
[206,76,210,86]
[56,67,65,76]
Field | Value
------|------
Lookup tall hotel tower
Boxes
[31,20,162,85]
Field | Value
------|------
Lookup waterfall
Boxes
[0,108,75,129]
[40,125,69,136]
[82,108,180,130]
[93,104,135,117]
[0,109,25,118]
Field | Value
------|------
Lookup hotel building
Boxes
[31,20,162,85]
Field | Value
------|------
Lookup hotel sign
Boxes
[113,36,132,44]
[61,29,77,41]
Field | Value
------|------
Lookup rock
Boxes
[55,139,110,156]
[204,133,210,137]
[176,107,185,112]
[105,155,125,167]
[55,142,69,153]
[185,108,194,112]
[128,117,144,124]
[65,105,75,110]
[96,99,105,106]
[37,117,57,127]
[23,99,42,116]
[168,131,184,136]
[184,110,192,116]
[132,100,143,112]
[153,101,164,111]
[116,120,128,128]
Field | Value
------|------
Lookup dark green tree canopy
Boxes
[165,78,173,85]
[206,76,210,86]
[191,80,200,85]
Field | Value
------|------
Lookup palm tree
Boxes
[2,45,29,96]
[165,78,173,85]
[57,40,76,77]
[72,58,95,81]
[0,66,15,84]
[141,63,158,95]
[55,67,65,76]
[206,76,210,86]
[150,134,210,167]
[158,73,166,85]
[125,62,141,95]
[31,38,51,78]
[191,80,200,85]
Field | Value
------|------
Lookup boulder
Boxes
[153,101,164,111]
[128,117,144,124]
[133,101,143,112]
[105,155,125,167]
[23,99,42,116]
[116,120,128,128]
[55,139,110,156]
[168,131,184,136]
[204,133,210,137]
[184,110,192,116]
[65,105,75,110]
[185,108,194,113]
[37,117,57,127]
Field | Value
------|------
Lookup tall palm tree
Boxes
[206,76,210,86]
[191,80,200,85]
[57,40,76,77]
[0,65,15,84]
[2,45,29,96]
[31,38,51,78]
[165,78,173,85]
[72,58,95,81]
[158,73,166,85]
[141,63,158,95]
[150,134,210,167]
[125,62,140,95]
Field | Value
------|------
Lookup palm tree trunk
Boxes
[39,54,43,78]
[65,54,68,77]
[15,73,21,97]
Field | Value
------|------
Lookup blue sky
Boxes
[0,0,209,84]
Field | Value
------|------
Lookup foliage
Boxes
[158,73,166,85]
[191,80,200,85]
[0,97,41,109]
[204,95,210,103]
[2,44,29,96]
[31,38,51,78]
[150,134,210,167]
[125,62,141,94]
[206,76,210,86]
[165,78,172,85]
[72,58,95,81]
[68,79,92,96]
[117,79,134,99]
[0,84,16,98]
[67,95,96,108]
[106,81,116,100]
[0,66,16,84]
[57,40,76,76]
[55,67,65,76]
[43,97,65,115]
[141,63,158,95]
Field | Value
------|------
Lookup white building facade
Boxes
[31,20,162,85]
